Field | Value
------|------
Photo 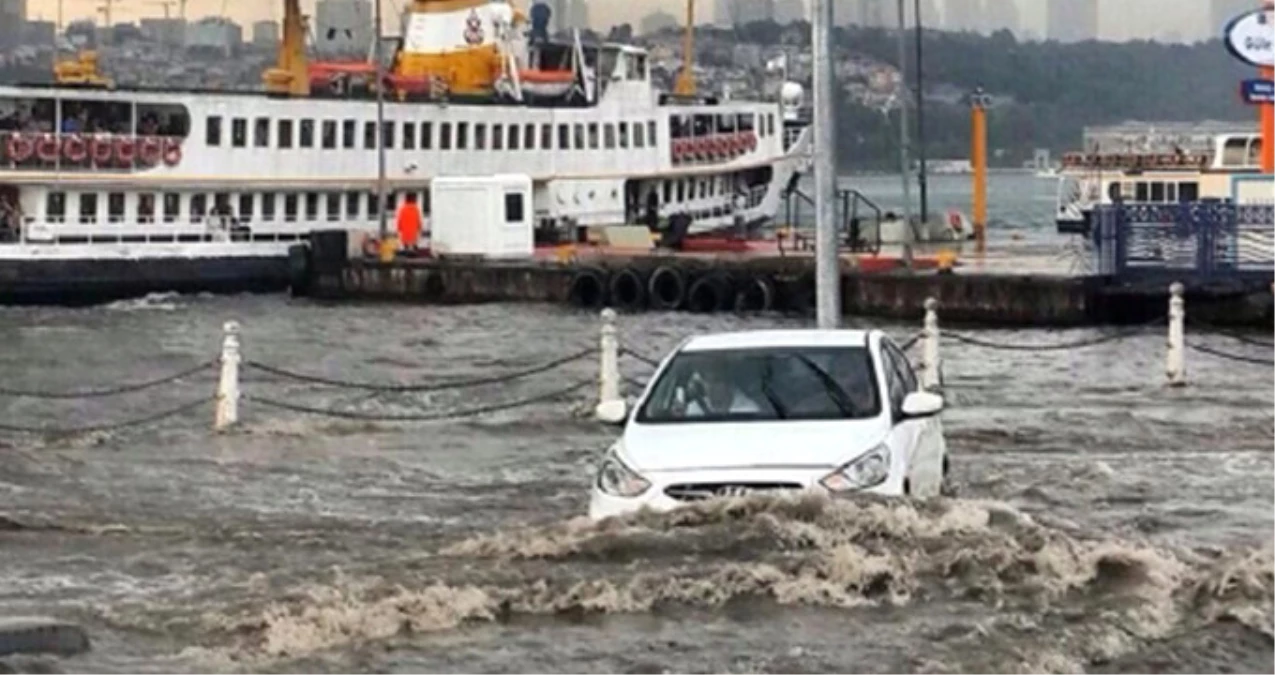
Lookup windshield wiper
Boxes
[760,360,789,420]
[792,355,854,417]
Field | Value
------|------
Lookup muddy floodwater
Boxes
[0,294,1271,674]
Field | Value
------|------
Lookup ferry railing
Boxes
[1094,201,1275,282]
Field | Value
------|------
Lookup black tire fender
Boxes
[733,274,776,313]
[568,267,608,309]
[647,265,687,311]
[686,273,734,313]
[608,267,646,310]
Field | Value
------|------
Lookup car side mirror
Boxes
[901,391,944,419]
[595,399,629,426]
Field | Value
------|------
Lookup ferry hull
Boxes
[0,246,294,305]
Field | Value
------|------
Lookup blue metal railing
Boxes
[1093,201,1274,281]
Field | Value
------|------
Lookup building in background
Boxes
[0,0,26,50]
[640,9,680,34]
[23,20,55,46]
[186,16,242,53]
[544,0,589,33]
[315,0,372,55]
[1046,0,1098,42]
[252,19,279,48]
[139,18,187,47]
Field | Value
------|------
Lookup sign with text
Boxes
[1242,78,1275,104]
[1224,8,1274,68]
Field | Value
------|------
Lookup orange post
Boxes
[970,89,989,250]
[1261,65,1273,174]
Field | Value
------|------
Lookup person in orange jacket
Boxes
[396,193,423,254]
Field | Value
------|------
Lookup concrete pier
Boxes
[293,244,1273,327]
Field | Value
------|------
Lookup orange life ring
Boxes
[6,133,34,162]
[139,136,162,165]
[90,136,113,164]
[115,137,136,165]
[35,134,59,163]
[162,138,182,166]
[62,134,87,162]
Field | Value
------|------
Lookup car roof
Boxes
[679,329,875,353]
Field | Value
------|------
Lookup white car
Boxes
[589,329,949,520]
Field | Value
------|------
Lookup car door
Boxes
[879,343,924,495]
[883,340,944,496]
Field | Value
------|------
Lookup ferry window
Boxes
[46,192,65,220]
[574,123,584,149]
[421,122,433,150]
[387,192,398,213]
[508,124,519,150]
[1248,139,1262,165]
[676,180,685,202]
[322,120,337,149]
[107,192,125,222]
[205,116,222,146]
[1166,183,1177,202]
[541,124,553,150]
[367,192,379,216]
[1150,182,1165,202]
[254,117,270,147]
[1135,182,1149,202]
[190,194,207,221]
[343,119,356,148]
[284,193,298,221]
[524,123,535,150]
[717,115,735,133]
[768,114,775,136]
[1107,182,1122,202]
[504,192,524,223]
[699,180,708,199]
[648,121,657,146]
[162,193,179,222]
[1179,182,1199,201]
[305,192,319,220]
[364,122,377,149]
[476,123,488,150]
[231,118,247,148]
[663,181,671,203]
[345,191,360,218]
[213,192,231,216]
[136,103,189,137]
[326,193,341,222]
[138,193,155,222]
[558,124,569,149]
[440,123,452,150]
[278,119,294,149]
[78,193,98,223]
[300,119,315,148]
[492,124,503,150]
[635,122,645,148]
[239,194,254,220]
[588,123,599,149]
[604,124,615,149]
[618,122,629,149]
[739,113,754,132]
[1222,137,1247,165]
[381,121,395,149]
[420,190,431,214]
[262,193,276,222]
[457,122,469,149]
[404,122,416,150]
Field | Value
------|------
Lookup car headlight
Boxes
[596,446,651,498]
[819,443,891,493]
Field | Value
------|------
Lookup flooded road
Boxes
[0,294,1270,673]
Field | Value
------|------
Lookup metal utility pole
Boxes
[812,0,840,328]
[374,0,388,242]
[913,0,928,223]
[896,0,914,269]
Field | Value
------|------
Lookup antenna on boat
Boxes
[673,0,695,97]
[894,0,914,269]
[374,0,388,242]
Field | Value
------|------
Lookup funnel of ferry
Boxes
[397,0,525,95]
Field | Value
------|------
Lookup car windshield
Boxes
[636,346,881,423]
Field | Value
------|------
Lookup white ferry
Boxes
[0,0,812,304]
[1053,132,1267,234]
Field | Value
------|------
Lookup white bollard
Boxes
[215,320,241,431]
[1166,282,1185,387]
[921,297,941,390]
[594,308,621,419]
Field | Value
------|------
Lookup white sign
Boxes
[1224,8,1274,68]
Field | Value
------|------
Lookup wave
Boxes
[198,493,1271,670]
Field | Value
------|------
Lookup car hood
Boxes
[620,418,890,472]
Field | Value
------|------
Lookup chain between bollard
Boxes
[242,380,593,422]
[0,360,217,399]
[1186,343,1275,366]
[619,346,662,367]
[0,397,213,435]
[940,318,1163,352]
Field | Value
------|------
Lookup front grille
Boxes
[663,482,804,502]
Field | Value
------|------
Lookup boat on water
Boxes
[1053,132,1267,234]
[0,0,812,304]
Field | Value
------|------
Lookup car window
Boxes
[879,344,907,414]
[636,347,881,423]
[884,341,917,394]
